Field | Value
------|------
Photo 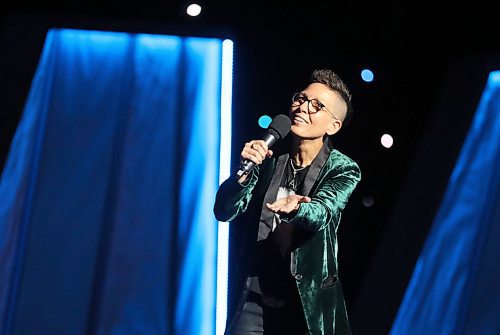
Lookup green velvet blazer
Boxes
[214,140,361,335]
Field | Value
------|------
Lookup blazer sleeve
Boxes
[281,160,361,232]
[213,166,261,222]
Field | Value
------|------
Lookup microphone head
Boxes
[268,114,291,140]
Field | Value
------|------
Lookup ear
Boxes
[326,119,342,136]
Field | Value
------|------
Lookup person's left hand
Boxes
[266,194,312,215]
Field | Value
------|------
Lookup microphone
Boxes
[237,114,292,177]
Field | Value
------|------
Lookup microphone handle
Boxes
[236,133,277,177]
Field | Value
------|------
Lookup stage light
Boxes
[216,39,233,335]
[381,134,394,148]
[362,196,375,207]
[361,69,374,82]
[258,115,272,128]
[186,3,202,16]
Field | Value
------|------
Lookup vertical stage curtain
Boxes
[390,71,500,334]
[0,29,223,335]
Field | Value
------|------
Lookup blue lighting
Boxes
[0,28,229,335]
[390,70,500,334]
[258,115,272,128]
[361,69,374,82]
[216,39,233,335]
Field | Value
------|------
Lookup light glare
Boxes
[381,134,394,148]
[361,69,374,82]
[258,115,272,128]
[186,4,202,16]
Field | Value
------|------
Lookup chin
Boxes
[290,126,307,138]
[291,127,327,141]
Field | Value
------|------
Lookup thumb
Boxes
[299,196,312,203]
[266,149,273,158]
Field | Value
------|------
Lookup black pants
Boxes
[232,290,308,335]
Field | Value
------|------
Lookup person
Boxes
[214,69,361,335]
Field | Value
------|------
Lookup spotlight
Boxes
[361,69,374,82]
[186,3,202,17]
[381,134,393,148]
[258,115,272,128]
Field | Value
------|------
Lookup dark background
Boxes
[1,1,499,334]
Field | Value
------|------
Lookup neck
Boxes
[290,136,326,167]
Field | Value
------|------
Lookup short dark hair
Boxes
[310,69,353,126]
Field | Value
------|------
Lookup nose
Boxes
[299,101,310,115]
[293,100,309,114]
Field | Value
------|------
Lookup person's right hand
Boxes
[238,140,273,183]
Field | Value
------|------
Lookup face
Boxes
[289,82,346,140]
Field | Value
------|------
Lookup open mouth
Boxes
[293,115,307,124]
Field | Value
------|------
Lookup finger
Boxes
[250,142,267,161]
[270,198,287,207]
[243,141,262,154]
[244,141,256,150]
[278,204,295,214]
[253,140,269,152]
[266,202,280,210]
[252,146,267,161]
[299,196,312,203]
[268,199,286,210]
[266,203,278,213]
[241,142,256,161]
[266,150,273,158]
[241,151,263,165]
[243,142,264,162]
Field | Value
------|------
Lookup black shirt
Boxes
[249,159,310,306]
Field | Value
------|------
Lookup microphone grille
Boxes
[268,114,291,140]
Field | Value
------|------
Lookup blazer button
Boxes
[295,274,303,280]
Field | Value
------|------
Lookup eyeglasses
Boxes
[291,92,338,120]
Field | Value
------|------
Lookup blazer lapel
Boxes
[257,153,289,241]
[301,138,333,196]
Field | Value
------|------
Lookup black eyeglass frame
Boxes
[291,92,339,120]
